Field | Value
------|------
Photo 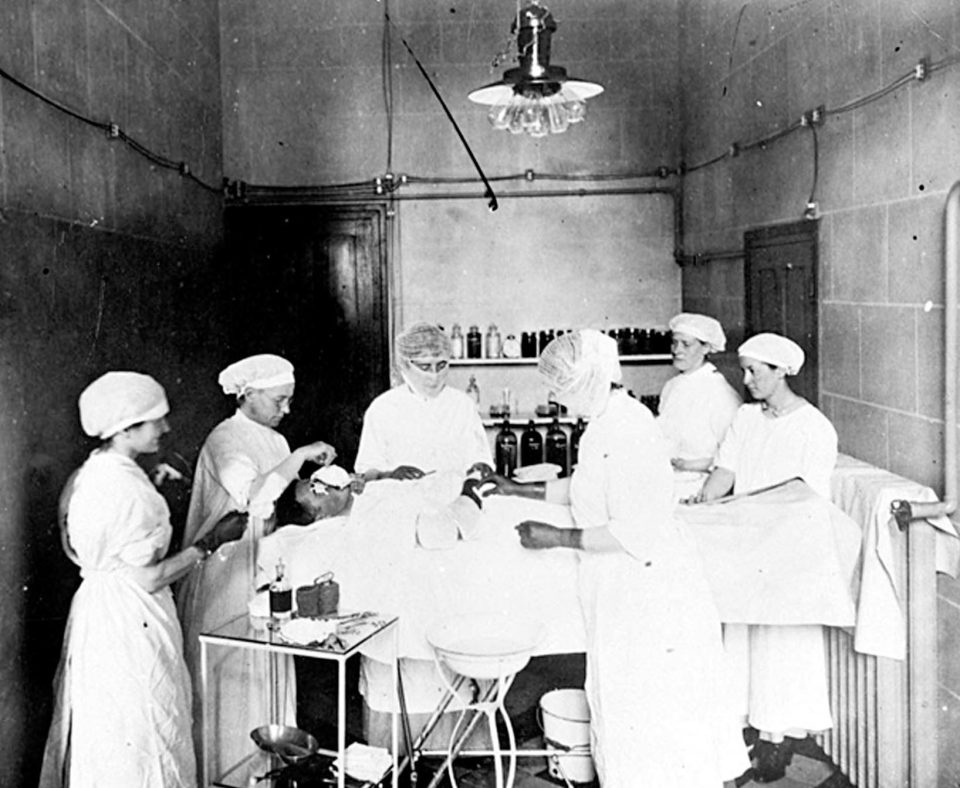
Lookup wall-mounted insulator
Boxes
[178,162,190,176]
[811,105,825,125]
[676,161,688,176]
[728,142,740,158]
[800,112,810,127]
[107,123,121,139]
[524,169,535,181]
[374,177,384,195]
[656,166,671,179]
[914,59,928,81]
[398,173,408,185]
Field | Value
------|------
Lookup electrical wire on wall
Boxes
[1,39,958,206]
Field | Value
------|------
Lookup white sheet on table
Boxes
[676,479,862,628]
[830,454,960,660]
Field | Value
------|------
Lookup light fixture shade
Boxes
[467,2,603,138]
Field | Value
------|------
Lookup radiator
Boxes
[822,460,945,787]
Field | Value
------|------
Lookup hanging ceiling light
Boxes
[467,1,603,139]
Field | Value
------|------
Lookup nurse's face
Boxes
[402,355,449,398]
[671,332,708,373]
[242,383,295,428]
[124,416,170,456]
[740,357,785,402]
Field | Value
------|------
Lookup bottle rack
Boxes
[451,354,672,366]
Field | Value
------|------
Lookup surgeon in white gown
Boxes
[41,372,246,788]
[176,354,336,777]
[693,332,838,782]
[354,322,492,482]
[499,330,747,787]
[657,313,741,500]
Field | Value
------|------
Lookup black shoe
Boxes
[742,726,759,748]
[751,738,794,783]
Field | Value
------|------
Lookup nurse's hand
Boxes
[299,441,337,466]
[197,511,249,554]
[515,520,580,550]
[389,465,427,480]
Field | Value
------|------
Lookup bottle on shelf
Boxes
[466,325,482,359]
[269,559,292,621]
[520,420,544,467]
[495,419,518,478]
[485,324,502,359]
[502,333,521,359]
[465,375,481,412]
[521,331,538,358]
[545,418,569,477]
[450,324,464,359]
[570,417,586,469]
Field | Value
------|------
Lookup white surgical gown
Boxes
[715,402,839,737]
[354,384,491,476]
[40,450,196,788]
[176,410,295,778]
[658,362,741,499]
[570,390,747,786]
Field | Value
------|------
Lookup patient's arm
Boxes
[485,475,571,504]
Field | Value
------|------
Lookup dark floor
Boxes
[291,654,850,788]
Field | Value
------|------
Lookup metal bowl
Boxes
[250,724,320,764]
[427,613,546,680]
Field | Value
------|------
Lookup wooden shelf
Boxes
[450,354,671,367]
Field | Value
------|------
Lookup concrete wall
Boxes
[0,0,225,783]
[677,0,960,782]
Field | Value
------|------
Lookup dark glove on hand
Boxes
[196,511,248,555]
[461,477,497,509]
[391,465,426,480]
[515,520,581,550]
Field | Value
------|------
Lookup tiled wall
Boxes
[677,0,960,781]
[0,0,225,782]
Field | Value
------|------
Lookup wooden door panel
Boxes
[745,221,819,403]
[223,205,389,466]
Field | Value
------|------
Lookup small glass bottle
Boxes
[269,559,292,621]
[450,323,464,359]
[501,333,521,359]
[465,375,481,412]
[466,325,482,359]
[495,419,518,478]
[521,331,538,358]
[485,324,502,359]
[570,417,587,469]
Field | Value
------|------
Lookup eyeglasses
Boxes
[408,359,449,374]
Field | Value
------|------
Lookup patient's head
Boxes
[275,466,353,525]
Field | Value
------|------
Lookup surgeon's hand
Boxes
[466,462,495,480]
[389,465,427,480]
[460,477,497,509]
[197,511,248,554]
[299,441,337,466]
[515,520,580,550]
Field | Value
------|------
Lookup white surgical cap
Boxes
[396,322,452,361]
[738,333,805,375]
[668,313,726,353]
[218,354,295,396]
[310,464,352,489]
[79,371,169,439]
[538,329,622,417]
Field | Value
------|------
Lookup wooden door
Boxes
[744,221,819,403]
[222,204,390,466]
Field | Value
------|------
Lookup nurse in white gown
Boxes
[504,330,748,787]
[694,333,838,782]
[657,313,741,500]
[40,372,246,788]
[354,322,492,482]
[176,354,336,777]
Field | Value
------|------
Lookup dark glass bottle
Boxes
[520,420,543,467]
[521,331,537,358]
[495,420,518,478]
[545,418,569,477]
[570,417,586,469]
[466,325,482,359]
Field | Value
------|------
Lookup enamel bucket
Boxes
[539,688,595,784]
